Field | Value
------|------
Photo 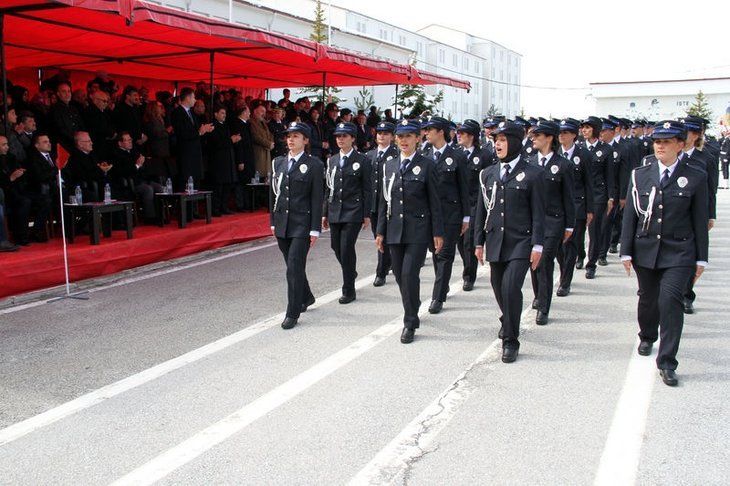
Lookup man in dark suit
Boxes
[171,87,214,191]
[1,136,33,246]
[621,120,708,386]
[113,86,146,148]
[355,112,372,153]
[229,105,256,211]
[322,121,372,303]
[580,117,616,279]
[527,121,575,326]
[367,122,399,287]
[422,116,470,314]
[111,132,162,223]
[474,121,545,363]
[269,122,324,330]
[83,90,116,161]
[456,119,494,291]
[206,106,239,216]
[375,119,444,344]
[556,118,594,296]
[20,133,56,242]
[48,82,85,153]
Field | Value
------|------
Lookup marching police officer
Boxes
[527,121,575,325]
[456,119,495,291]
[422,116,470,313]
[269,122,324,329]
[556,118,594,296]
[474,121,545,363]
[367,121,399,287]
[620,120,708,386]
[375,119,444,344]
[322,121,372,304]
[580,116,616,279]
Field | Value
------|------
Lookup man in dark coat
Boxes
[206,106,239,216]
[170,87,214,191]
[229,105,256,211]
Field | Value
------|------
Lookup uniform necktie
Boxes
[661,168,670,187]
[433,150,441,161]
[589,145,595,152]
[44,153,54,167]
[400,159,410,174]
[540,156,547,167]
[563,151,569,159]
[340,155,347,168]
[501,163,510,182]
[288,157,296,173]
[377,151,383,161]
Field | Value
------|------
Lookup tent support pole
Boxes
[209,50,215,118]
[393,84,398,118]
[322,72,327,104]
[0,14,8,126]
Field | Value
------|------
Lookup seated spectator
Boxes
[206,107,238,216]
[142,101,174,183]
[1,106,27,162]
[111,132,162,223]
[63,131,113,202]
[268,107,287,158]
[0,188,20,251]
[49,82,85,153]
[83,89,116,160]
[113,86,146,147]
[16,111,36,154]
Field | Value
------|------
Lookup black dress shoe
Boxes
[428,300,443,314]
[498,328,504,339]
[535,311,548,326]
[338,294,356,304]
[462,279,474,291]
[0,241,19,252]
[575,260,584,270]
[373,276,386,287]
[683,299,694,314]
[659,369,678,386]
[400,328,415,344]
[531,299,538,310]
[502,347,519,363]
[585,268,596,279]
[281,317,298,330]
[608,244,618,254]
[556,286,570,297]
[638,341,653,356]
[598,257,608,266]
[301,296,315,313]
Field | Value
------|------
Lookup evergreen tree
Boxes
[486,104,500,117]
[394,85,443,118]
[354,87,376,112]
[298,0,345,104]
[310,0,328,44]
[686,90,713,123]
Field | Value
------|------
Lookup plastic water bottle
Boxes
[103,183,112,203]
[74,186,83,205]
[254,170,260,183]
[186,176,194,194]
[165,178,173,194]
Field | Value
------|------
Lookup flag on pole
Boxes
[55,144,70,170]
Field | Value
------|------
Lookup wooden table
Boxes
[155,191,212,228]
[64,201,134,245]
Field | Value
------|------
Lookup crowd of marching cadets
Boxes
[270,112,723,387]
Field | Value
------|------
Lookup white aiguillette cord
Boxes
[326,158,337,202]
[479,169,497,230]
[271,159,285,211]
[630,169,656,233]
[383,171,396,219]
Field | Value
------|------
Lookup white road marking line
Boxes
[0,271,375,447]
[594,339,657,486]
[109,272,466,486]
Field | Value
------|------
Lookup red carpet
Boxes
[0,210,272,299]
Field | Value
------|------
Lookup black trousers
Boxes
[599,204,617,259]
[586,202,606,270]
[370,212,391,278]
[212,182,234,213]
[722,161,729,181]
[610,206,623,246]
[431,223,460,302]
[558,218,587,288]
[634,264,694,370]
[683,273,697,303]
[489,259,530,348]
[530,236,560,314]
[457,217,478,284]
[330,221,361,296]
[277,237,315,319]
[389,242,428,329]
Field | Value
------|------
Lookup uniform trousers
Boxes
[431,223,461,302]
[557,218,587,287]
[530,236,560,314]
[586,202,607,270]
[277,236,315,319]
[599,204,617,258]
[634,264,694,370]
[389,242,428,329]
[370,212,391,278]
[330,222,361,296]
[490,258,531,348]
[457,217,478,284]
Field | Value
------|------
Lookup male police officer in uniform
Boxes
[527,120,575,325]
[375,119,444,344]
[474,121,545,363]
[621,120,708,386]
[322,121,372,304]
[270,122,324,329]
[367,121,399,287]
[456,119,495,291]
[422,116,470,314]
[556,118,594,296]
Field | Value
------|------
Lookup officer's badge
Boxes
[677,176,688,188]
[561,120,567,124]
[299,164,308,174]
[573,156,580,164]
[338,123,345,128]
[474,157,480,164]
[379,123,385,128]
[663,122,671,129]
[290,122,297,128]
[526,147,533,154]
[499,122,505,128]
[352,162,360,171]
[401,120,408,126]
[446,157,453,166]
[596,150,603,157]
[550,165,559,174]
[613,151,618,159]
[516,172,525,181]
[386,156,393,161]
[413,166,421,175]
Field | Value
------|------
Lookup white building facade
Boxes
[147,0,521,121]
[590,77,730,128]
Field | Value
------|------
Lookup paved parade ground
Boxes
[0,193,728,486]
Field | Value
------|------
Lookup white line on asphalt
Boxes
[109,272,467,486]
[593,339,657,486]
[0,270,374,447]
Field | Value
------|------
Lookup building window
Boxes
[439,49,445,63]
[464,102,469,114]
[379,28,389,41]
[475,62,479,74]
[452,101,457,113]
[463,57,469,70]
[474,103,479,115]
[356,21,366,33]
[416,41,423,54]
[452,53,458,66]
[398,34,407,46]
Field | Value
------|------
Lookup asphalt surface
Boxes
[0,192,728,485]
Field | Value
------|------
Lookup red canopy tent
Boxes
[0,0,470,94]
